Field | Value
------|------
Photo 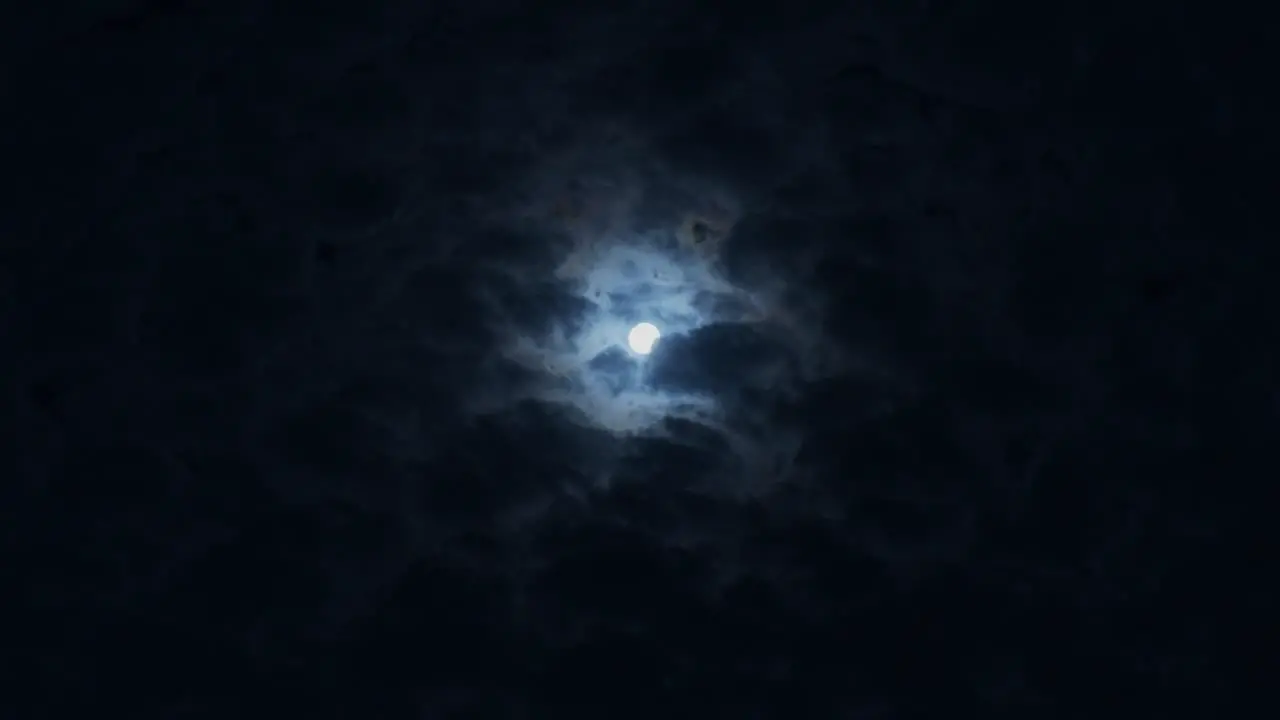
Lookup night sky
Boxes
[2,1,1271,717]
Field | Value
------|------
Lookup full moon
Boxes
[627,322,661,355]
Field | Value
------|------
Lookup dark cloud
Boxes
[2,0,1264,716]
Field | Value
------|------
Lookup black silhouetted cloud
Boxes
[2,1,1259,716]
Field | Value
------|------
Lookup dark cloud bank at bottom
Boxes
[2,1,1270,717]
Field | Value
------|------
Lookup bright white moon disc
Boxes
[627,322,661,355]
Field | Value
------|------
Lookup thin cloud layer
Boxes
[434,125,852,505]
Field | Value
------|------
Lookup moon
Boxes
[627,322,661,355]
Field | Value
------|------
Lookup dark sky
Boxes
[1,1,1271,717]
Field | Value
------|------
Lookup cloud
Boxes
[7,2,1243,714]
[431,126,847,504]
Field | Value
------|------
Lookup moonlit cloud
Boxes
[439,127,845,498]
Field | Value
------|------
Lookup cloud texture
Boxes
[2,1,1266,716]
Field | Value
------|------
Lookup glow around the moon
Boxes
[627,322,661,355]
